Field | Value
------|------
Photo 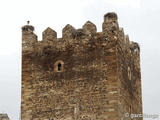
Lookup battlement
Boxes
[22,12,139,55]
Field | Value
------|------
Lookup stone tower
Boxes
[21,13,142,120]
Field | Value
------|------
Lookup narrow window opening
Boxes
[54,60,64,72]
[128,67,132,81]
[58,63,62,71]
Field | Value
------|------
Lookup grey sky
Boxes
[0,0,159,119]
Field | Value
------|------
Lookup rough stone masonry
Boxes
[0,114,10,120]
[21,12,143,120]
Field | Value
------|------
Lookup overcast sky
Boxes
[0,0,159,119]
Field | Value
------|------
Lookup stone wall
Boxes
[21,12,142,120]
[117,30,142,120]
[0,114,10,120]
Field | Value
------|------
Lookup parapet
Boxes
[22,12,138,55]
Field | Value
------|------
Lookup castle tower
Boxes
[21,13,142,120]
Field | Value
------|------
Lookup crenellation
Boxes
[82,21,97,35]
[62,24,76,40]
[22,13,128,53]
[119,27,125,43]
[125,35,130,45]
[42,27,57,41]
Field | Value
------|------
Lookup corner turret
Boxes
[104,12,118,22]
[102,12,119,38]
[22,21,37,52]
